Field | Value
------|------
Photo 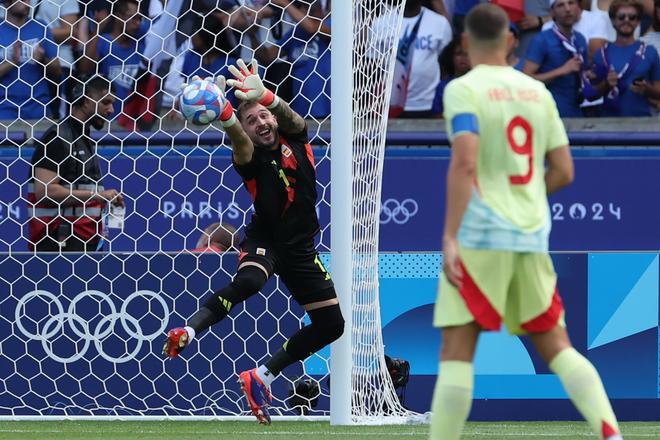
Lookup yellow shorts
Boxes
[434,246,565,335]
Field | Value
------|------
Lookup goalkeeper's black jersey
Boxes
[233,125,320,246]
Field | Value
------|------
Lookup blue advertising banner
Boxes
[376,252,660,419]
[379,154,660,251]
[0,148,659,252]
[2,252,658,419]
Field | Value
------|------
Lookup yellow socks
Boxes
[550,347,620,439]
[429,361,474,440]
[428,349,619,439]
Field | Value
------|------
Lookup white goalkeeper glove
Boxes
[226,59,280,109]
[213,75,238,128]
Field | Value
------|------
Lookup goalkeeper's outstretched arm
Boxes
[209,75,255,165]
[225,122,254,165]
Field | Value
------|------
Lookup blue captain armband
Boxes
[450,113,479,138]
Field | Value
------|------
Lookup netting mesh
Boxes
[0,0,411,422]
[349,1,414,423]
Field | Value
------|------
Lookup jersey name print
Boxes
[443,64,569,252]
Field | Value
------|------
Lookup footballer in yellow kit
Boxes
[430,6,621,440]
[434,64,569,334]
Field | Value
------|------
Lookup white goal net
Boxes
[0,0,409,422]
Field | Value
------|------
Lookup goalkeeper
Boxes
[163,59,344,425]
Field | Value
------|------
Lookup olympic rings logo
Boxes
[380,198,419,225]
[15,290,169,364]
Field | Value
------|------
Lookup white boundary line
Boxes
[0,429,659,438]
[0,415,330,421]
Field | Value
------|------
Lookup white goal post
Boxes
[331,0,413,425]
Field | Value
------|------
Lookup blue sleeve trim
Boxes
[451,113,479,136]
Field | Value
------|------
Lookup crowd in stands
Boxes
[399,0,660,118]
[0,0,658,128]
[0,0,332,128]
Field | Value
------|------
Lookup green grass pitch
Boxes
[1,421,658,440]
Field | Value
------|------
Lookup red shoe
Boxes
[162,328,189,358]
[238,369,272,425]
[602,421,623,440]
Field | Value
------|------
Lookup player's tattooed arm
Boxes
[270,99,306,134]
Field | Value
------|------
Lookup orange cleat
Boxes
[238,369,272,425]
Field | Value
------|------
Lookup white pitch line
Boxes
[0,431,659,438]
[0,430,423,436]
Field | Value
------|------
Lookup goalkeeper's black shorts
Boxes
[237,236,336,306]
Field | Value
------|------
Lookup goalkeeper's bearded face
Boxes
[239,102,280,150]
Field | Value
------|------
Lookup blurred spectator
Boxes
[541,0,609,115]
[28,75,123,252]
[431,37,470,117]
[0,0,61,120]
[641,0,660,111]
[81,0,112,35]
[372,0,452,118]
[80,0,144,118]
[508,23,527,69]
[425,0,450,18]
[587,0,653,41]
[81,0,151,38]
[591,0,660,115]
[515,0,552,58]
[161,0,242,110]
[172,11,240,116]
[191,222,239,253]
[543,0,609,59]
[641,0,660,50]
[240,0,296,103]
[257,0,331,118]
[31,0,80,119]
[182,13,236,83]
[179,0,243,58]
[524,0,589,117]
[140,0,163,20]
[107,0,163,131]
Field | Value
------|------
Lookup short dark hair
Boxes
[609,0,643,18]
[465,4,509,45]
[236,100,264,123]
[70,75,112,107]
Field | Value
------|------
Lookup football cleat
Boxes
[162,327,189,358]
[602,421,622,440]
[238,368,272,425]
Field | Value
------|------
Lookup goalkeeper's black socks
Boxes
[265,303,344,376]
[264,348,297,378]
[186,306,217,336]
[187,265,267,335]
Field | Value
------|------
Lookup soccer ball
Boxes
[178,78,224,125]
